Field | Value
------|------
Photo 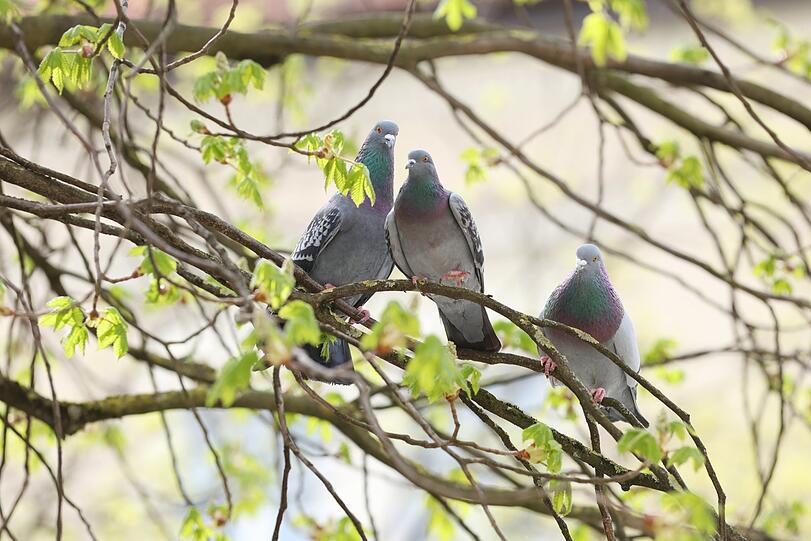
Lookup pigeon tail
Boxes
[439,306,501,352]
[605,388,649,428]
[302,340,355,385]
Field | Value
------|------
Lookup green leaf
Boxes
[579,12,627,67]
[95,307,128,358]
[643,337,678,365]
[107,32,125,59]
[403,336,468,403]
[38,48,67,94]
[63,323,89,358]
[347,163,374,207]
[252,259,295,310]
[521,421,563,472]
[0,0,21,24]
[459,363,481,395]
[278,300,321,346]
[360,301,420,352]
[40,296,88,358]
[237,60,266,90]
[129,246,177,276]
[670,44,709,65]
[434,0,477,32]
[493,320,536,353]
[660,492,716,536]
[549,479,573,516]
[193,72,219,103]
[59,25,98,47]
[617,427,663,463]
[609,0,648,31]
[668,446,705,471]
[206,350,258,407]
[425,496,456,541]
[668,156,704,189]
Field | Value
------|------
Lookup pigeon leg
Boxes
[540,355,556,377]
[323,283,336,289]
[441,269,470,287]
[353,308,371,324]
[589,387,607,404]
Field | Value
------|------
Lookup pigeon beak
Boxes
[384,134,396,148]
[405,158,416,170]
[576,259,588,268]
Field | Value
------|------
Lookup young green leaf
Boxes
[617,427,663,463]
[579,12,628,66]
[129,246,177,276]
[521,422,563,472]
[95,307,129,358]
[404,336,469,403]
[278,300,321,346]
[252,259,295,310]
[38,48,67,94]
[107,32,125,60]
[434,0,477,32]
[206,350,259,407]
[360,301,420,352]
[667,446,705,471]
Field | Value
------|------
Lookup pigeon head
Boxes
[405,149,439,183]
[544,243,623,342]
[574,244,605,275]
[356,120,399,207]
[364,120,399,152]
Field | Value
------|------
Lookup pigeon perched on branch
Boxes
[292,121,399,380]
[385,150,501,352]
[540,244,648,427]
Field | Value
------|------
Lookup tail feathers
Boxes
[606,387,649,428]
[439,305,501,353]
[301,339,354,385]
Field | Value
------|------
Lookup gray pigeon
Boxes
[385,150,501,352]
[292,121,398,380]
[540,244,648,427]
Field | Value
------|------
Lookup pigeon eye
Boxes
[422,156,429,162]
[376,127,382,134]
[592,256,598,262]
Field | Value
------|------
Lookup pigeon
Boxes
[385,150,501,352]
[539,244,649,427]
[291,121,398,380]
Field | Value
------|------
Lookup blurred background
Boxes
[1,0,810,539]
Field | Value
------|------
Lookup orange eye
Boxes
[422,156,429,162]
[376,127,382,134]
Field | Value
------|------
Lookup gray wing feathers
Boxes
[448,193,485,287]
[292,205,342,273]
[384,210,416,279]
[608,313,641,389]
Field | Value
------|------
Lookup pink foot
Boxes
[353,308,371,324]
[411,276,421,286]
[441,270,470,287]
[590,387,607,404]
[323,283,336,289]
[540,355,556,377]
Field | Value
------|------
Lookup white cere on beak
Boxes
[384,134,396,148]
[406,158,416,169]
[576,259,588,268]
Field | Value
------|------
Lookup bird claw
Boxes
[540,355,556,377]
[590,387,607,404]
[441,270,470,287]
[353,308,371,324]
[323,283,336,290]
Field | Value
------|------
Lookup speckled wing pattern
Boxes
[448,192,484,287]
[292,205,342,273]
